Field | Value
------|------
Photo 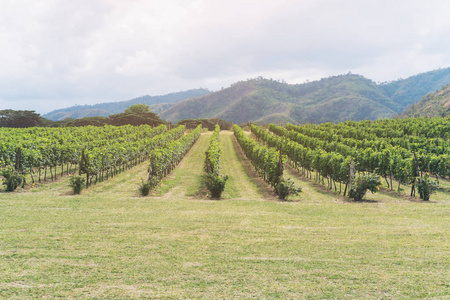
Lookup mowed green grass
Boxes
[0,131,450,298]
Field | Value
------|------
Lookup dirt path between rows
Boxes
[219,131,271,200]
[159,130,271,200]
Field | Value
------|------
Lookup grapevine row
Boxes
[205,125,221,175]
[233,124,283,191]
[251,124,351,193]
[148,125,202,185]
[81,125,186,186]
[284,122,450,180]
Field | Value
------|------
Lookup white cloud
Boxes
[0,0,450,113]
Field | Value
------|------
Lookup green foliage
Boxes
[64,116,110,127]
[205,125,221,175]
[69,175,85,195]
[204,125,228,198]
[401,84,450,118]
[0,109,48,128]
[275,177,302,200]
[177,119,217,131]
[0,124,170,188]
[417,174,439,201]
[108,108,166,127]
[233,124,284,192]
[349,173,382,201]
[148,125,202,186]
[138,178,152,196]
[265,118,450,200]
[209,118,233,130]
[205,174,228,198]
[124,103,151,114]
[2,168,24,192]
[176,118,232,131]
[382,67,450,110]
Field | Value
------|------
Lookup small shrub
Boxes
[138,178,153,196]
[69,175,85,195]
[417,174,439,201]
[349,173,382,201]
[276,177,302,200]
[2,168,24,192]
[205,174,228,198]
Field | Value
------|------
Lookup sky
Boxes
[1,0,450,114]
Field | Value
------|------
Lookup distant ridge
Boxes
[380,67,450,112]
[43,88,211,121]
[160,68,450,124]
[160,74,395,124]
[43,67,450,124]
[401,84,450,118]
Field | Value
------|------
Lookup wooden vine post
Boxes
[16,147,21,172]
[205,152,212,174]
[345,157,354,196]
[148,154,155,182]
[79,148,85,176]
[78,148,89,188]
[411,152,419,197]
[278,148,283,184]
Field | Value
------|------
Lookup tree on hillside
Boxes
[0,110,47,127]
[64,116,110,127]
[109,104,166,126]
[124,103,151,114]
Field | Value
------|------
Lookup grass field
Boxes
[1,131,449,298]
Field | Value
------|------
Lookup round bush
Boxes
[205,174,228,199]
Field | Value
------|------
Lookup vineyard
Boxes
[0,117,449,199]
[0,124,204,193]
[1,119,450,298]
[240,117,450,201]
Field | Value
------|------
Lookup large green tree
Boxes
[0,110,47,127]
[124,103,151,114]
[109,104,166,126]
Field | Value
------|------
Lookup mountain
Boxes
[160,74,394,124]
[161,68,450,124]
[380,67,450,112]
[43,89,211,121]
[43,68,450,124]
[401,84,450,118]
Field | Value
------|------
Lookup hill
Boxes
[401,84,450,118]
[161,68,450,124]
[381,68,450,112]
[43,68,450,124]
[161,74,397,124]
[43,89,211,121]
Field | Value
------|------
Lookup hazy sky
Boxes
[1,0,450,114]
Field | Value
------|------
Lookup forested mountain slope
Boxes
[161,74,395,124]
[401,84,450,118]
[381,68,450,112]
[43,68,450,124]
[162,68,450,124]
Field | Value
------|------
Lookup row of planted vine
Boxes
[0,124,168,183]
[252,120,442,200]
[140,125,203,195]
[205,125,221,175]
[204,125,228,198]
[251,123,354,195]
[285,121,450,179]
[0,124,206,193]
[81,125,187,186]
[233,124,301,199]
